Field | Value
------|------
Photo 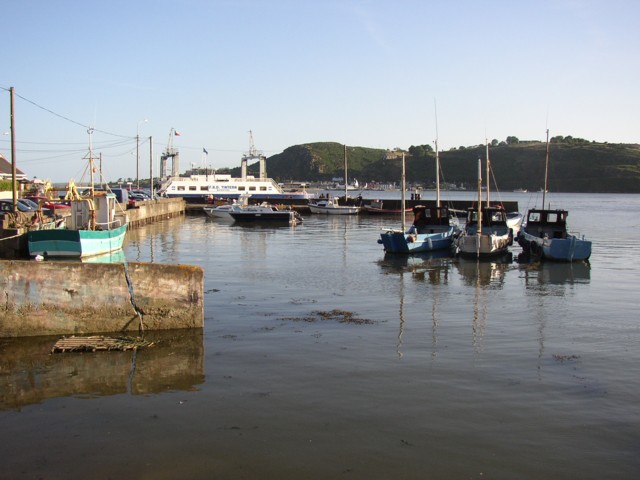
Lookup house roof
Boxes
[0,153,26,177]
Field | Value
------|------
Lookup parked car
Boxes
[128,192,149,201]
[79,187,129,204]
[1,199,37,213]
[1,199,38,221]
[18,198,40,210]
[106,188,129,204]
[25,195,71,211]
[130,189,153,199]
[19,198,54,216]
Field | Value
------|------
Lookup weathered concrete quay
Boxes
[126,197,185,227]
[0,260,203,338]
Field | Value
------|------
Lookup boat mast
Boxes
[485,140,490,206]
[434,100,441,208]
[543,129,550,209]
[87,127,96,230]
[401,152,406,232]
[344,144,348,200]
[477,157,482,258]
[88,127,95,194]
[435,140,441,207]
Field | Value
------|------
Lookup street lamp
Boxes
[136,119,148,189]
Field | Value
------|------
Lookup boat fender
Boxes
[508,228,514,246]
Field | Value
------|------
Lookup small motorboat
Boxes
[229,204,302,225]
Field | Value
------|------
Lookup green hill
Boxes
[231,140,640,193]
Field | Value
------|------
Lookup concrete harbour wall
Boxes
[0,260,204,337]
[126,198,185,227]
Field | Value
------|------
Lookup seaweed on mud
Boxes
[280,309,375,325]
[552,354,581,363]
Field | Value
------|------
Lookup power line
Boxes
[1,85,134,139]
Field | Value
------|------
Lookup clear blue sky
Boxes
[1,0,638,183]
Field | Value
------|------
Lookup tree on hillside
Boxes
[551,135,589,145]
[408,144,434,158]
[506,136,519,145]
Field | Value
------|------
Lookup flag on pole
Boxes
[174,130,181,136]
[203,148,208,155]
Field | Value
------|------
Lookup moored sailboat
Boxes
[516,130,591,262]
[309,145,361,215]
[456,152,513,259]
[378,137,459,254]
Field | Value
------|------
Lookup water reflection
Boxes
[454,254,514,352]
[0,329,204,411]
[44,249,127,264]
[377,253,453,358]
[454,252,513,287]
[229,222,299,230]
[516,261,590,380]
[125,216,188,263]
[519,260,591,288]
[378,250,453,281]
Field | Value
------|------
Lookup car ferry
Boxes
[157,132,314,203]
[158,173,313,203]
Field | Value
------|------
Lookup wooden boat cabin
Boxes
[523,209,569,239]
[464,206,508,235]
[412,205,452,234]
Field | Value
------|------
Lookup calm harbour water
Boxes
[1,191,639,479]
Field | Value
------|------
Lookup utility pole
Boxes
[149,136,153,198]
[136,132,139,189]
[137,119,148,190]
[10,87,17,212]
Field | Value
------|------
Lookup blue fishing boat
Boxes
[516,208,591,262]
[379,205,458,253]
[378,140,459,254]
[516,130,591,262]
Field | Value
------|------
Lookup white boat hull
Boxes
[309,204,360,214]
[456,232,511,258]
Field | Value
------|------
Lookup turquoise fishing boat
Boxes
[28,129,128,258]
[28,191,127,258]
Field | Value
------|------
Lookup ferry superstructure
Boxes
[158,173,313,202]
[157,131,314,202]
